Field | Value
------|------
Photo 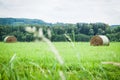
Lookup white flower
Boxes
[38,28,43,38]
[32,26,36,33]
[25,26,36,33]
[47,28,51,39]
[25,27,33,33]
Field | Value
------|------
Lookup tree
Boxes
[98,28,105,35]
[89,29,94,35]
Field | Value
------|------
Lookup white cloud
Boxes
[0,0,120,24]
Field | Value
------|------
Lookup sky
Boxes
[0,0,120,25]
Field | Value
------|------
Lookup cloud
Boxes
[0,0,120,24]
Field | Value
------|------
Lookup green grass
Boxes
[0,42,120,80]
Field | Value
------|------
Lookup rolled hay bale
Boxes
[4,36,17,43]
[90,35,109,46]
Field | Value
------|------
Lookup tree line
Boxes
[0,23,120,42]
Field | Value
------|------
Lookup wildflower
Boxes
[38,28,43,38]
[25,26,36,33]
[47,28,51,39]
[32,26,36,33]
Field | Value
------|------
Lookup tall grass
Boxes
[0,42,120,80]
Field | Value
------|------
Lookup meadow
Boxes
[0,42,120,80]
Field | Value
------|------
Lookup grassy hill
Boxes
[0,18,48,25]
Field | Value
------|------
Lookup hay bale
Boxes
[90,35,109,46]
[4,36,17,43]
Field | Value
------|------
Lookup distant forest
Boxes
[0,18,120,42]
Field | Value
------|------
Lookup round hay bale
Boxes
[90,35,109,46]
[4,36,17,43]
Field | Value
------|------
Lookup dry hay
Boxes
[4,36,17,43]
[90,35,109,46]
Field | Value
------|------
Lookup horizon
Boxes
[1,17,120,25]
[0,0,120,25]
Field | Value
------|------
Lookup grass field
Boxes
[0,42,120,80]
